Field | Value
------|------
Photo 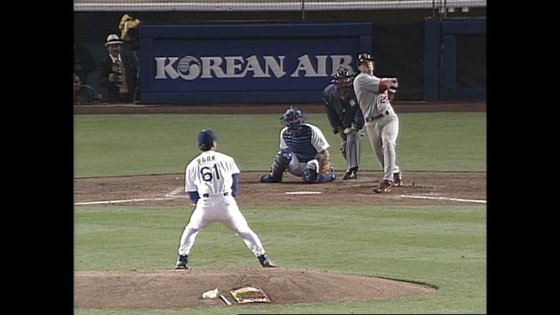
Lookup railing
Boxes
[74,0,487,12]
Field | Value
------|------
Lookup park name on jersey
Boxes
[197,155,215,164]
[154,54,354,81]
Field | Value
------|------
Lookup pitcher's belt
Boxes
[202,192,229,198]
[366,110,390,122]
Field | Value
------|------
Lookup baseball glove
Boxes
[315,151,332,174]
[119,14,141,44]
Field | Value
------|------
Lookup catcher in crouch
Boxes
[260,106,335,183]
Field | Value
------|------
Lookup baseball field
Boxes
[74,102,486,314]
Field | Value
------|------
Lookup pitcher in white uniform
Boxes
[353,53,403,193]
[175,129,276,269]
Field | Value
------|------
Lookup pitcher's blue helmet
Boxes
[281,106,304,132]
[197,129,217,150]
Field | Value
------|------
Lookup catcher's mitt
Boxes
[316,151,332,174]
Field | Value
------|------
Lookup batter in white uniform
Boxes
[175,129,276,269]
[353,53,402,193]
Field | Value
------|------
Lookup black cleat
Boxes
[343,170,358,180]
[174,254,190,270]
[260,174,281,183]
[258,254,277,268]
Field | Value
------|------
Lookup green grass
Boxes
[74,111,486,314]
[74,112,486,177]
[75,205,486,314]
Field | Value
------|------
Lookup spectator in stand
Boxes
[97,34,137,103]
[74,44,96,85]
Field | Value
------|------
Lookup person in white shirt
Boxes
[175,129,276,269]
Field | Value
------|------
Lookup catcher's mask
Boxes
[281,106,304,133]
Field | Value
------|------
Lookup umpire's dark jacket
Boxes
[322,83,365,134]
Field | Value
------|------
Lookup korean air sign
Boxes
[139,23,372,104]
[154,55,353,80]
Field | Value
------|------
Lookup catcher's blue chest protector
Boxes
[282,125,316,163]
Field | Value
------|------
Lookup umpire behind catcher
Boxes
[322,68,364,180]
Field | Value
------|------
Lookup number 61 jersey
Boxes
[185,151,240,196]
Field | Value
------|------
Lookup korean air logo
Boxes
[176,56,201,80]
[154,56,202,80]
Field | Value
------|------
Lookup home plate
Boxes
[285,191,322,195]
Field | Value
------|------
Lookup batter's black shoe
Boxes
[175,254,190,270]
[258,254,277,268]
[343,168,358,180]
[260,174,281,183]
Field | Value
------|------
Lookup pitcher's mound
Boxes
[75,268,436,309]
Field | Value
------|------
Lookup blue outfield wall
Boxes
[139,23,372,104]
[424,19,486,101]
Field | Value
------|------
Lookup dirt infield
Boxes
[74,101,485,309]
[74,171,485,207]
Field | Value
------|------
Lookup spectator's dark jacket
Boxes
[97,53,137,103]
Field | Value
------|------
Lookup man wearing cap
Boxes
[353,53,402,193]
[322,68,364,180]
[97,34,138,103]
[175,129,276,270]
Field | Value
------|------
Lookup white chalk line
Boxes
[75,197,177,205]
[398,194,486,204]
[165,187,185,198]
[75,187,186,206]
[75,188,485,205]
